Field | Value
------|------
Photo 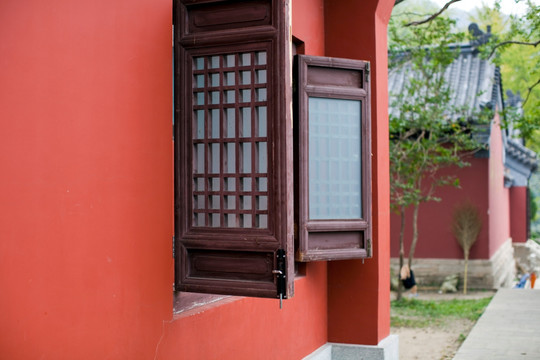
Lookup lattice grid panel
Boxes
[191,51,269,229]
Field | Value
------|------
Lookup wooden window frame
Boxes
[295,55,372,262]
[174,0,294,299]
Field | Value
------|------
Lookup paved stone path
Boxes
[453,288,540,360]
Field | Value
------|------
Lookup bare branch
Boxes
[488,39,540,58]
[522,77,540,107]
[405,0,461,27]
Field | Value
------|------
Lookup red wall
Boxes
[324,0,393,344]
[488,114,511,257]
[1,1,174,358]
[0,0,392,358]
[510,187,528,243]
[390,113,512,261]
[390,157,490,260]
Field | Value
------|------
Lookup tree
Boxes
[452,202,482,294]
[389,13,486,300]
[470,0,540,142]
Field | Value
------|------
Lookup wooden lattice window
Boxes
[174,0,293,299]
[191,51,270,229]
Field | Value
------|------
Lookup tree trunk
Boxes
[397,206,406,300]
[463,250,469,294]
[407,203,420,269]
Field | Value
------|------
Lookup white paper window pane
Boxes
[308,97,362,220]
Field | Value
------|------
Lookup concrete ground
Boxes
[453,288,540,360]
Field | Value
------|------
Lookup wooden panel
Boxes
[189,249,274,282]
[307,66,363,89]
[295,54,372,262]
[185,0,272,34]
[308,232,364,251]
[175,0,294,299]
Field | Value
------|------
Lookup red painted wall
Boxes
[1,0,174,358]
[292,0,325,56]
[1,0,392,358]
[324,0,393,345]
[510,187,528,243]
[390,157,490,260]
[488,115,511,257]
[390,114,512,262]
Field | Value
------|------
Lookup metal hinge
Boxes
[273,249,287,309]
[365,62,370,83]
[367,238,372,257]
[172,236,175,259]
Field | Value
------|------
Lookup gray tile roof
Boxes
[388,41,537,180]
[388,44,501,120]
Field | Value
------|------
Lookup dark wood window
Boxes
[295,55,372,262]
[174,0,293,299]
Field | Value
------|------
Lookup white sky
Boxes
[433,0,536,15]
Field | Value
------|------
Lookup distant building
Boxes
[389,26,537,289]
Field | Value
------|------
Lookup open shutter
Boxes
[295,55,372,262]
[174,0,294,299]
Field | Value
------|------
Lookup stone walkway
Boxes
[453,288,540,360]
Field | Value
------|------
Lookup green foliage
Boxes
[389,15,485,212]
[473,0,540,142]
[391,297,493,328]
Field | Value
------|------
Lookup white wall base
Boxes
[303,335,399,360]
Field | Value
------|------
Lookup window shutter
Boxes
[174,0,294,299]
[295,55,372,262]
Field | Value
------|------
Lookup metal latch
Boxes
[274,249,287,309]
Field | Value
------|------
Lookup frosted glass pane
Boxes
[242,143,251,173]
[225,143,236,173]
[241,108,251,137]
[257,107,267,137]
[210,56,220,69]
[256,52,267,65]
[211,73,219,87]
[195,110,204,139]
[194,75,204,88]
[225,72,235,86]
[308,97,362,220]
[241,53,251,66]
[256,70,266,84]
[194,144,205,174]
[210,143,220,174]
[211,109,220,138]
[225,54,235,68]
[257,142,267,173]
[226,109,235,138]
